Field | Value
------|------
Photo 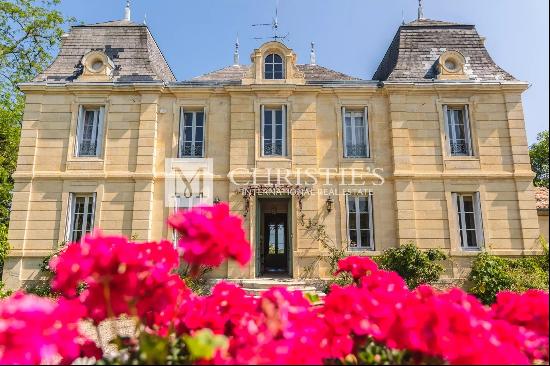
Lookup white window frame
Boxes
[453,192,484,250]
[342,106,370,158]
[261,105,287,157]
[443,105,473,157]
[346,193,375,250]
[179,108,206,158]
[75,106,105,157]
[264,53,284,80]
[65,193,96,243]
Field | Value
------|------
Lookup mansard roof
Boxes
[191,64,360,83]
[373,18,516,82]
[34,21,175,83]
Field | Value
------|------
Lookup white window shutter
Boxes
[368,191,375,250]
[65,193,75,243]
[90,192,97,233]
[75,106,84,156]
[260,105,265,156]
[342,107,347,157]
[202,108,207,157]
[178,107,184,158]
[474,192,484,248]
[364,106,370,158]
[451,192,463,249]
[282,104,287,156]
[96,107,105,157]
[464,105,473,156]
[443,105,451,156]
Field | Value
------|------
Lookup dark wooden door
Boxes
[262,213,288,275]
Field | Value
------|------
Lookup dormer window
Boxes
[264,54,284,79]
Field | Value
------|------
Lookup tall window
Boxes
[261,105,286,156]
[347,194,375,250]
[76,106,104,157]
[343,107,370,158]
[67,193,96,243]
[179,109,205,157]
[264,54,284,80]
[454,193,484,250]
[444,105,473,156]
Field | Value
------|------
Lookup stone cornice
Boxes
[382,81,529,93]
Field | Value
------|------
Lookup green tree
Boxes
[529,130,549,188]
[0,0,73,276]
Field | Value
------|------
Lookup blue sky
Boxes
[57,0,548,143]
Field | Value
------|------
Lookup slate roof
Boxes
[191,64,360,83]
[535,187,549,210]
[373,18,516,82]
[34,21,175,83]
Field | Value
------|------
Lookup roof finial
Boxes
[143,12,147,25]
[310,42,316,65]
[417,0,425,20]
[402,8,405,25]
[124,0,131,22]
[233,35,240,65]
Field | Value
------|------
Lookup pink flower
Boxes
[335,256,379,281]
[50,231,182,324]
[0,292,100,365]
[168,203,251,269]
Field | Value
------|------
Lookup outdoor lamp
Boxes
[326,196,334,213]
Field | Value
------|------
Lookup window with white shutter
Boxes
[453,192,484,250]
[179,109,205,158]
[66,193,96,243]
[346,193,375,250]
[444,105,473,156]
[261,105,286,157]
[343,107,370,158]
[76,106,104,157]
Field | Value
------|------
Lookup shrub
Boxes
[0,281,11,299]
[377,243,447,289]
[469,243,549,305]
[22,246,63,297]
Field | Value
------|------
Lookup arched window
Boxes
[264,54,284,79]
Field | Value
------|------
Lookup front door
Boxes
[261,213,288,275]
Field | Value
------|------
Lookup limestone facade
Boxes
[2,17,543,288]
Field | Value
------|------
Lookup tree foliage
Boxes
[530,130,549,188]
[0,0,73,273]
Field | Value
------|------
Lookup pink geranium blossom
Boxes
[0,292,100,365]
[50,231,182,324]
[334,255,380,281]
[168,203,251,270]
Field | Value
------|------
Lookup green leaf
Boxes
[304,292,320,304]
[183,329,228,361]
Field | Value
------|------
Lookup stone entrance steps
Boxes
[210,278,326,303]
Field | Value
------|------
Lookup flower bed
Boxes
[0,203,548,365]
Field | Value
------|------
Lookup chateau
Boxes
[3,4,545,289]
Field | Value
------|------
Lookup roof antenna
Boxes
[402,8,405,25]
[251,0,289,41]
[124,0,131,22]
[233,35,240,65]
[309,42,316,65]
[143,12,147,25]
[417,0,425,20]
